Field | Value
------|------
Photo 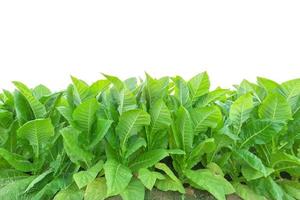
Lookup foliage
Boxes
[0,73,299,200]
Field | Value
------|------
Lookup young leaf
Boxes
[185,169,235,200]
[84,178,107,200]
[138,168,164,190]
[120,178,145,200]
[188,72,210,103]
[104,159,132,196]
[17,119,54,158]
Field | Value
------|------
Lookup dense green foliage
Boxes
[0,73,300,200]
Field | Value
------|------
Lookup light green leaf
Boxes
[88,119,112,150]
[61,127,93,167]
[17,119,54,158]
[191,106,222,134]
[32,84,51,100]
[173,76,190,106]
[84,178,107,200]
[233,182,267,200]
[120,178,145,200]
[229,93,253,133]
[24,169,53,193]
[0,176,36,200]
[270,152,300,173]
[241,165,274,181]
[185,169,235,200]
[31,178,65,200]
[73,98,100,137]
[259,93,292,121]
[149,99,171,134]
[129,149,169,171]
[71,76,90,101]
[239,119,283,148]
[0,169,28,187]
[116,109,150,152]
[53,184,83,200]
[278,78,300,113]
[124,137,146,159]
[233,149,268,177]
[175,106,193,152]
[13,81,46,118]
[188,72,210,103]
[155,163,185,194]
[0,148,35,172]
[186,138,215,169]
[279,180,300,200]
[104,159,132,196]
[73,160,104,189]
[138,168,164,190]
[257,77,279,94]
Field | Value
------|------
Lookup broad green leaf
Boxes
[102,73,123,91]
[24,169,53,193]
[129,149,169,171]
[239,119,283,148]
[138,168,164,190]
[185,169,235,200]
[173,76,190,106]
[87,119,112,150]
[120,178,145,200]
[53,184,83,200]
[56,106,73,124]
[279,180,300,200]
[257,77,279,94]
[250,177,285,200]
[17,119,54,158]
[229,93,253,133]
[32,84,51,100]
[188,72,210,103]
[0,148,35,172]
[13,81,46,118]
[196,88,229,107]
[259,93,292,121]
[241,165,274,181]
[14,91,34,124]
[124,137,146,159]
[233,182,267,200]
[71,76,90,101]
[116,109,150,152]
[72,98,100,138]
[186,138,216,169]
[233,149,268,177]
[73,160,104,189]
[144,74,169,105]
[104,159,132,196]
[0,169,28,187]
[270,152,300,173]
[149,99,171,134]
[31,178,65,200]
[191,106,222,134]
[175,106,193,152]
[61,127,93,167]
[155,163,185,193]
[84,178,107,200]
[0,176,36,200]
[278,78,300,113]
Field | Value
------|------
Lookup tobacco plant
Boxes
[0,73,299,200]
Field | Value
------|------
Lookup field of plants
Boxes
[0,72,300,200]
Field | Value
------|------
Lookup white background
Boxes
[1,0,300,91]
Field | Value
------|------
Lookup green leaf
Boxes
[173,76,190,106]
[120,178,145,200]
[87,119,112,150]
[13,81,46,118]
[31,178,65,200]
[14,90,34,124]
[104,159,132,196]
[116,109,150,152]
[250,177,285,200]
[259,93,292,121]
[188,72,210,103]
[233,182,267,200]
[149,99,171,134]
[241,165,274,181]
[185,169,235,200]
[174,106,193,152]
[278,78,300,113]
[71,76,90,101]
[191,106,222,134]
[229,93,253,133]
[270,152,300,173]
[32,84,51,100]
[53,184,83,200]
[155,163,185,194]
[138,168,164,190]
[233,149,268,177]
[61,127,93,167]
[84,178,107,200]
[279,180,300,200]
[257,77,279,94]
[239,119,283,148]
[0,148,35,172]
[73,160,104,189]
[129,149,169,171]
[186,138,216,169]
[17,119,54,158]
[0,176,36,200]
[0,169,28,188]
[72,98,100,137]
[24,169,53,193]
[124,137,146,159]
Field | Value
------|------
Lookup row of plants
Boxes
[0,72,300,200]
